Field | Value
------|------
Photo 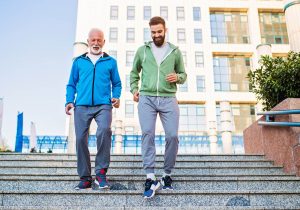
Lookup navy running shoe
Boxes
[94,168,110,190]
[143,178,160,199]
[74,179,92,190]
[161,175,174,190]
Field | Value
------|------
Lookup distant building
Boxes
[71,0,290,140]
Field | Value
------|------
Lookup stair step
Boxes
[0,166,286,176]
[1,190,300,208]
[0,160,275,167]
[0,153,266,161]
[1,178,300,191]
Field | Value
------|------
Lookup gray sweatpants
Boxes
[138,95,179,174]
[74,105,112,180]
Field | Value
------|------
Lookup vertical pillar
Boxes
[256,44,272,117]
[67,109,76,154]
[284,0,300,52]
[208,120,218,154]
[114,119,123,154]
[30,122,37,152]
[220,101,232,154]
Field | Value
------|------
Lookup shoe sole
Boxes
[74,187,92,190]
[143,182,161,199]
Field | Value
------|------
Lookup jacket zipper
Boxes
[92,65,96,105]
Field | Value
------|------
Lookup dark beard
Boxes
[153,35,165,47]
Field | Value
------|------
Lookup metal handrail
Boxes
[257,109,300,127]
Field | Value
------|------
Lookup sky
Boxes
[0,0,78,149]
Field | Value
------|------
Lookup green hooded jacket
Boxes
[130,41,187,97]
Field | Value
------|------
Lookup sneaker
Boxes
[143,178,161,199]
[94,168,110,190]
[74,179,92,190]
[161,175,174,190]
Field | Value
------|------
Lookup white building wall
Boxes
[73,0,290,136]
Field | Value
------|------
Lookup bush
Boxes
[248,51,300,111]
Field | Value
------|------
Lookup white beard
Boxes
[90,46,102,55]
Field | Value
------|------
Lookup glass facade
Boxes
[179,81,188,92]
[109,28,118,42]
[126,51,134,66]
[177,28,186,43]
[193,7,201,21]
[110,6,118,20]
[144,6,151,20]
[126,28,135,42]
[210,11,250,44]
[177,7,185,21]
[144,28,151,42]
[213,56,251,91]
[127,6,135,20]
[125,100,134,117]
[194,29,202,43]
[160,6,168,20]
[196,76,205,92]
[195,52,204,68]
[259,12,289,44]
[216,104,256,134]
[179,104,206,132]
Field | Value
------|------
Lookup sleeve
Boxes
[111,60,122,99]
[65,60,79,106]
[130,47,143,94]
[174,49,187,84]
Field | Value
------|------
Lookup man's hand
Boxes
[166,72,178,83]
[133,91,139,102]
[65,103,74,115]
[112,98,120,108]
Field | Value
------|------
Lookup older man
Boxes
[65,28,122,190]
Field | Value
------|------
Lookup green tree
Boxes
[248,51,300,111]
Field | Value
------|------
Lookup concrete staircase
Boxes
[0,153,300,209]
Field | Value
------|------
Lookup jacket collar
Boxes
[144,41,178,50]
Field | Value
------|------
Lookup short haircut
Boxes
[149,16,166,28]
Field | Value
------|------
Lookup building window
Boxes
[160,6,168,20]
[144,6,151,20]
[259,12,289,44]
[193,7,201,21]
[181,51,187,66]
[127,6,135,20]
[213,56,251,92]
[194,29,202,43]
[195,52,204,68]
[110,6,118,20]
[144,28,151,42]
[179,81,188,92]
[126,51,135,66]
[108,50,117,59]
[109,28,118,42]
[177,28,186,43]
[125,100,134,117]
[179,104,206,132]
[196,76,205,92]
[216,104,256,134]
[177,7,185,21]
[126,75,130,91]
[210,11,250,44]
[127,28,135,42]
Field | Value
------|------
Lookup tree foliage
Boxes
[248,51,300,111]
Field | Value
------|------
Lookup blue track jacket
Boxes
[66,53,122,106]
